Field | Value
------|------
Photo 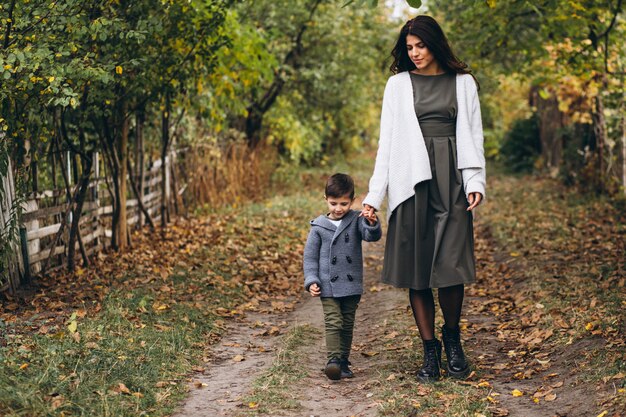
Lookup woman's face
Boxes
[406,34,438,74]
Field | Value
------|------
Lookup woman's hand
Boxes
[466,192,483,211]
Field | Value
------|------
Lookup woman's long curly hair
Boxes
[390,15,478,87]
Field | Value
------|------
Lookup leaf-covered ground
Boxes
[0,153,624,417]
[226,167,625,417]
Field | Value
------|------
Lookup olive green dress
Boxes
[381,72,476,290]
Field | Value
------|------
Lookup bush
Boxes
[499,114,541,173]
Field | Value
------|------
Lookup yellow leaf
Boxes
[511,389,524,397]
[248,402,259,409]
[596,412,608,417]
[115,66,123,75]
[533,397,539,403]
[585,322,594,331]
[67,321,78,333]
[19,363,29,370]
[510,251,520,257]
[477,381,491,388]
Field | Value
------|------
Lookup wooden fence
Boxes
[1,157,24,294]
[2,151,178,292]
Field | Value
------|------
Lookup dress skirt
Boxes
[381,133,476,290]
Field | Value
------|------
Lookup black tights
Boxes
[409,285,464,341]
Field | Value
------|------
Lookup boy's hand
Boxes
[360,204,376,218]
[365,212,378,225]
[308,283,321,297]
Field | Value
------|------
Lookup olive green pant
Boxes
[320,295,361,360]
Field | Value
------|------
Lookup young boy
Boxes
[303,173,382,380]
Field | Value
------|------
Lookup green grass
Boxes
[240,324,321,416]
[0,290,219,416]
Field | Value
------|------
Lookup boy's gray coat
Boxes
[303,210,382,297]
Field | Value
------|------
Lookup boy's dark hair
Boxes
[325,173,355,199]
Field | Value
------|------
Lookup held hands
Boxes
[360,204,378,225]
[466,192,483,211]
[308,283,321,297]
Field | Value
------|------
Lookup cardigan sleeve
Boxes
[461,77,486,199]
[363,78,394,211]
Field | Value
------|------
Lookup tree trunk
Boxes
[117,101,130,249]
[135,111,144,228]
[161,93,170,231]
[67,157,92,272]
[533,89,563,172]
[127,157,155,230]
[621,112,626,196]
[592,95,607,192]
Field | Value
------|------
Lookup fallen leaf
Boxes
[511,389,524,397]
[193,380,207,388]
[116,383,131,395]
[544,393,557,401]
[232,354,245,362]
[67,321,78,333]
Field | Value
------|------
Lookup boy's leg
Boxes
[339,295,361,360]
[320,297,343,360]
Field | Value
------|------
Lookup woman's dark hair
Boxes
[390,15,478,87]
[325,173,355,199]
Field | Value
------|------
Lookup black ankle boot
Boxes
[441,325,470,378]
[340,359,354,378]
[416,338,441,383]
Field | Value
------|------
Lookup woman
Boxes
[361,15,485,383]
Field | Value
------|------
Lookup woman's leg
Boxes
[437,284,470,378]
[409,288,436,340]
[437,284,464,329]
[410,288,441,382]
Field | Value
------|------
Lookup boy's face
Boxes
[325,194,353,220]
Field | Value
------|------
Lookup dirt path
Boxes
[172,232,409,417]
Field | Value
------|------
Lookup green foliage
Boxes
[499,113,541,173]
[238,0,393,161]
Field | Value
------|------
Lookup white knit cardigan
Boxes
[363,71,486,219]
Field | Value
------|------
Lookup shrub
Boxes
[499,114,541,173]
